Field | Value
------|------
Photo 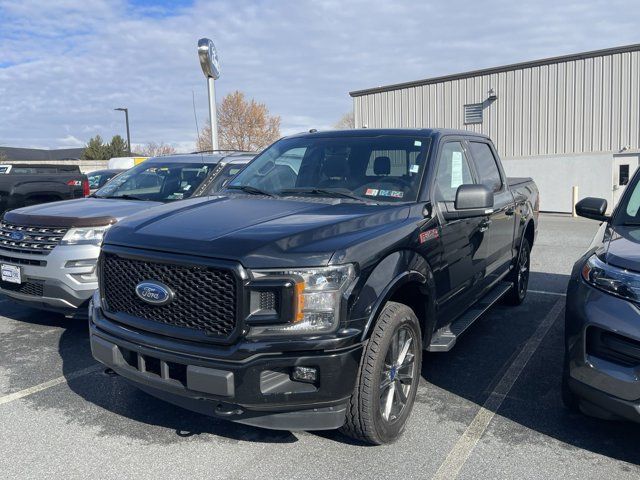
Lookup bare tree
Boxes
[333,111,355,129]
[138,142,177,157]
[197,90,281,152]
[0,150,7,162]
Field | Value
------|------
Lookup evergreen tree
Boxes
[82,135,109,160]
[108,135,129,158]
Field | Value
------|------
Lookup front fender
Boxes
[349,249,437,344]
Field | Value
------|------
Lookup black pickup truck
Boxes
[0,163,89,215]
[90,129,538,444]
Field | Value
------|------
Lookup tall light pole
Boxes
[197,38,221,151]
[114,107,131,155]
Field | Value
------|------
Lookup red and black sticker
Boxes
[419,228,439,244]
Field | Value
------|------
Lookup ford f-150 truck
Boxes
[90,129,538,444]
[0,163,89,215]
[0,152,254,316]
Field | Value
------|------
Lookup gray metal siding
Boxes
[353,50,640,157]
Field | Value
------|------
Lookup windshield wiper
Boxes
[622,221,640,226]
[226,185,275,197]
[279,188,374,203]
[97,194,147,201]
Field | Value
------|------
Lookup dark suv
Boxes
[90,129,538,444]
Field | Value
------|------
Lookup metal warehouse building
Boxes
[350,44,640,212]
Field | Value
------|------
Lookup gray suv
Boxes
[0,151,254,316]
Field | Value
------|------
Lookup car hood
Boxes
[601,224,640,272]
[105,195,413,268]
[3,198,163,228]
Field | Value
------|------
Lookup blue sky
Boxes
[0,0,639,150]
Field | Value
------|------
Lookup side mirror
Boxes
[442,184,494,220]
[575,197,609,221]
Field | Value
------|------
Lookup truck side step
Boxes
[427,281,513,352]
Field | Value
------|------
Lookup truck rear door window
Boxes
[469,142,503,192]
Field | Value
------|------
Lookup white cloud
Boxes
[56,134,85,147]
[0,0,639,149]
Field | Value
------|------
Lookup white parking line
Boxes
[431,297,564,480]
[529,289,567,297]
[0,365,101,406]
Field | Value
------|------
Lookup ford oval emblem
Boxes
[135,281,174,306]
[10,231,24,241]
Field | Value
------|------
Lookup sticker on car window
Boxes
[414,140,422,147]
[451,152,463,189]
[410,165,420,173]
[364,188,404,199]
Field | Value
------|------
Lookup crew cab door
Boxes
[467,140,516,283]
[429,139,490,325]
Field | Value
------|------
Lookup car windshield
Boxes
[94,161,215,202]
[227,135,431,203]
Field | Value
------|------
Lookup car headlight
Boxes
[247,264,356,337]
[581,254,640,302]
[60,226,111,246]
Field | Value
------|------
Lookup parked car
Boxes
[564,173,640,423]
[0,163,89,216]
[0,152,254,316]
[87,169,125,193]
[89,128,538,444]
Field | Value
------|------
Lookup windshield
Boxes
[228,135,431,203]
[94,161,215,202]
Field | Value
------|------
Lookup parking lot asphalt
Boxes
[0,213,638,480]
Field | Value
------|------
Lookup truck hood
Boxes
[105,195,413,268]
[3,198,163,228]
[601,224,640,272]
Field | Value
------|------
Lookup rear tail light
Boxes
[67,179,90,197]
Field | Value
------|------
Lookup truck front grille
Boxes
[0,222,68,256]
[102,253,238,340]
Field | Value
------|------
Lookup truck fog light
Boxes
[291,366,317,383]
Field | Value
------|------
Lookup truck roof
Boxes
[286,128,491,141]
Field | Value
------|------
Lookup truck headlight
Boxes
[581,254,640,302]
[247,264,356,337]
[60,226,111,246]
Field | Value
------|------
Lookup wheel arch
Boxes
[352,250,437,347]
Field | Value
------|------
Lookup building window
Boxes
[464,103,483,124]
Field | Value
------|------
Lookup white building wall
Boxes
[351,45,640,213]
[353,48,640,158]
[501,153,613,213]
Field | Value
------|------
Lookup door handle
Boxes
[479,218,492,232]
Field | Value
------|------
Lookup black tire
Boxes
[340,301,422,445]
[561,352,580,412]
[504,238,531,305]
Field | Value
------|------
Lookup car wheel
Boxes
[504,238,531,305]
[340,301,422,445]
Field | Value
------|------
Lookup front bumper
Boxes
[90,302,363,431]
[0,244,100,316]
[565,265,640,422]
